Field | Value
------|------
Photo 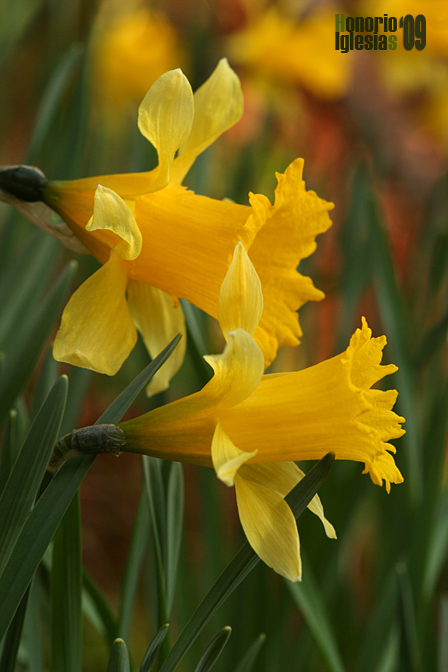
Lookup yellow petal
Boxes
[241,462,336,539]
[119,328,264,465]
[219,319,405,492]
[248,158,333,366]
[127,280,187,396]
[234,466,302,581]
[203,329,265,410]
[53,252,137,375]
[44,158,332,369]
[294,465,336,538]
[211,421,257,486]
[86,185,142,260]
[218,242,263,339]
[138,69,194,189]
[171,58,244,184]
[44,180,259,275]
[44,159,328,370]
[130,184,263,311]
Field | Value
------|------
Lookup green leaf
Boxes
[83,570,118,648]
[0,375,68,578]
[396,562,421,672]
[22,574,46,672]
[437,596,448,672]
[143,456,168,623]
[423,483,448,600]
[140,624,170,672]
[0,0,46,70]
[13,396,29,452]
[51,493,82,672]
[117,486,151,641]
[0,456,92,642]
[142,458,184,626]
[98,334,182,425]
[374,626,400,672]
[416,309,448,367]
[0,587,31,672]
[356,570,398,672]
[27,46,83,162]
[0,233,59,352]
[30,348,59,421]
[0,409,18,492]
[193,627,232,672]
[233,634,266,672]
[366,187,422,504]
[0,260,76,426]
[107,639,130,672]
[0,340,181,641]
[59,367,93,436]
[287,556,346,672]
[159,453,335,672]
[336,165,373,352]
[179,299,212,384]
[166,461,184,614]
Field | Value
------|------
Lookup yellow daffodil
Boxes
[92,2,185,123]
[4,61,332,392]
[228,8,352,99]
[117,243,405,581]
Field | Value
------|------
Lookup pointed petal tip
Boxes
[218,243,263,338]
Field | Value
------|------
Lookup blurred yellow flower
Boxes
[92,3,184,124]
[118,243,405,581]
[228,8,352,99]
[41,61,333,390]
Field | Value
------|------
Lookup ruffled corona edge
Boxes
[342,317,405,492]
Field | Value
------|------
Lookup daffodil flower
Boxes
[116,243,405,581]
[91,5,185,125]
[228,8,352,99]
[0,60,334,395]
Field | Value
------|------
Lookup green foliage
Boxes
[51,494,83,672]
[107,639,130,672]
[192,627,232,672]
[1,4,448,671]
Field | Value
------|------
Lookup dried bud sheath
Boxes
[0,165,47,202]
[49,424,126,472]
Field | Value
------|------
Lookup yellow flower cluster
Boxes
[0,61,405,580]
[44,60,333,394]
[119,244,404,580]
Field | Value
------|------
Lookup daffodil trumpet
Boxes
[49,243,405,582]
[0,59,333,395]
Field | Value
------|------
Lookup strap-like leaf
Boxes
[287,556,346,672]
[117,487,151,641]
[193,627,232,672]
[51,493,82,672]
[107,639,130,672]
[159,453,335,672]
[233,634,266,672]
[0,375,68,578]
[140,624,170,672]
[98,334,182,425]
[0,337,181,641]
[0,260,76,426]
[166,461,184,614]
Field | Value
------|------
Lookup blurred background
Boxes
[1,0,448,670]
